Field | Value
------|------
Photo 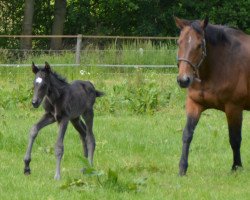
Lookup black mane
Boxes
[190,20,243,46]
[51,71,68,84]
[40,68,68,84]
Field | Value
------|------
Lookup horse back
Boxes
[188,34,250,111]
[43,80,101,117]
[69,80,104,106]
[71,80,102,96]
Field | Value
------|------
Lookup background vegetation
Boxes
[0,0,249,49]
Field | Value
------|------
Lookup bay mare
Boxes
[23,62,104,180]
[175,17,250,175]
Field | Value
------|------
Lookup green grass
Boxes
[1,66,250,199]
[80,41,177,65]
[0,40,177,65]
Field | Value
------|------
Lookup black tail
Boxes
[96,90,105,97]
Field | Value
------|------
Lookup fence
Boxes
[0,35,178,69]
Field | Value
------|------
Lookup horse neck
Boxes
[47,74,68,103]
[199,43,218,75]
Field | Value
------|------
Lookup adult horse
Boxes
[24,62,104,180]
[175,17,250,176]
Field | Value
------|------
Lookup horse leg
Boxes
[179,98,203,176]
[24,113,55,175]
[54,117,69,180]
[225,105,243,170]
[71,117,88,158]
[82,109,95,166]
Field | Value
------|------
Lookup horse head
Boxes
[175,17,208,88]
[31,62,51,108]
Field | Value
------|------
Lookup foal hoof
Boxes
[81,168,87,174]
[54,174,61,180]
[179,171,187,177]
[179,168,187,176]
[24,168,31,175]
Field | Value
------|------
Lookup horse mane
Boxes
[190,20,244,46]
[51,71,68,84]
[40,68,68,85]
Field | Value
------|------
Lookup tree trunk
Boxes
[50,0,67,50]
[20,0,34,50]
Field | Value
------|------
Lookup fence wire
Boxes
[0,35,178,69]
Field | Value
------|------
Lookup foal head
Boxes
[175,17,208,88]
[31,62,51,108]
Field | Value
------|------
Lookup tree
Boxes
[20,0,35,50]
[1,0,250,50]
[50,0,67,50]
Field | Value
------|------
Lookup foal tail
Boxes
[95,90,105,97]
[79,80,104,98]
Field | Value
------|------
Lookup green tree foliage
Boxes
[64,0,249,36]
[0,0,249,48]
[171,0,250,34]
[0,0,23,48]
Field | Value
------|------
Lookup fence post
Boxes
[75,34,82,65]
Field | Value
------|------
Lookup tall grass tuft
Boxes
[0,40,177,66]
[81,40,177,66]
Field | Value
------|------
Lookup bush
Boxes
[95,69,172,115]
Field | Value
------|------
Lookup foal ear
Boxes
[174,17,190,29]
[44,61,51,73]
[201,16,209,29]
[32,62,39,74]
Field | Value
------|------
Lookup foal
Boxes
[24,62,104,180]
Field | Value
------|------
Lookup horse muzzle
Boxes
[177,75,193,88]
[32,100,41,108]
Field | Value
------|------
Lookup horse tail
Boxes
[78,81,104,98]
[95,90,105,97]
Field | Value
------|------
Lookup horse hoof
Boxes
[54,174,61,180]
[231,165,243,171]
[179,170,187,176]
[24,168,31,175]
[81,168,87,173]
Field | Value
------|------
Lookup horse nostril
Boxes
[32,100,39,108]
[177,76,191,88]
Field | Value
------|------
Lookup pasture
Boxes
[1,66,250,199]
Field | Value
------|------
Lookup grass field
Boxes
[1,66,250,200]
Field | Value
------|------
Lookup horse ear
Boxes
[201,16,209,29]
[44,61,51,73]
[32,62,39,74]
[174,17,190,29]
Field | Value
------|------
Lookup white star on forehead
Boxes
[188,36,192,43]
[35,77,43,84]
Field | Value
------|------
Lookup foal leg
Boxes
[179,98,203,176]
[54,118,69,180]
[82,109,95,166]
[71,117,88,158]
[24,113,55,175]
[225,105,243,170]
